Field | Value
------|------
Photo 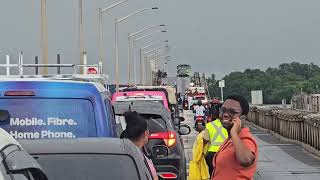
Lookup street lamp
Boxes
[141,40,169,52]
[144,46,169,57]
[143,45,169,54]
[114,7,159,91]
[41,0,48,74]
[127,24,165,84]
[98,0,128,65]
[147,55,170,85]
[142,45,169,84]
[132,30,166,85]
[78,0,85,73]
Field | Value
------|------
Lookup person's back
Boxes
[195,105,205,117]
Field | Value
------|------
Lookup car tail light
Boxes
[158,172,177,179]
[4,91,35,96]
[149,131,176,147]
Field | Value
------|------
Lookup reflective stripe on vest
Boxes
[206,120,228,152]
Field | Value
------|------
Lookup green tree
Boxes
[207,62,320,104]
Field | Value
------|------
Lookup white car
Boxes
[0,110,47,180]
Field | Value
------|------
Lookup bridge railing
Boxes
[248,106,320,151]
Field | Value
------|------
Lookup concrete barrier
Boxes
[247,106,320,152]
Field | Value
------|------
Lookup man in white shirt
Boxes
[193,100,206,130]
[194,100,205,116]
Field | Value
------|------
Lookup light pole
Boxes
[114,7,159,91]
[132,30,166,85]
[142,45,169,84]
[150,55,170,67]
[140,40,169,52]
[41,0,48,74]
[147,56,170,85]
[98,0,128,65]
[128,24,165,84]
[143,45,169,55]
[79,0,85,70]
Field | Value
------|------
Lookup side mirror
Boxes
[151,145,169,158]
[5,145,48,180]
[178,124,191,135]
[0,109,10,122]
[173,118,180,126]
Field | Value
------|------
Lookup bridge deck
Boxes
[182,111,320,180]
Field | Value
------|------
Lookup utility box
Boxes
[251,90,263,105]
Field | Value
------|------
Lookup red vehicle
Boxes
[193,95,208,105]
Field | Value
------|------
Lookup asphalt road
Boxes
[182,110,320,180]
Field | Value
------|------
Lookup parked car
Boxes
[0,109,47,180]
[20,138,154,180]
[0,80,117,139]
[114,101,191,180]
[112,91,170,111]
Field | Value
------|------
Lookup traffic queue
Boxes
[0,60,258,180]
[0,62,191,180]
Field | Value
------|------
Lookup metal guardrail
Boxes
[248,107,320,151]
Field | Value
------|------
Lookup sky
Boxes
[1,0,320,82]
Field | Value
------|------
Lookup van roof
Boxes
[0,78,107,92]
[0,80,107,98]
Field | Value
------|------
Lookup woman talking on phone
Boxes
[212,95,258,180]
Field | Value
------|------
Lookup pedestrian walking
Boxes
[212,95,258,180]
[120,111,159,180]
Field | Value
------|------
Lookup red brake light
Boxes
[87,67,98,74]
[149,131,176,147]
[158,172,177,179]
[4,91,35,96]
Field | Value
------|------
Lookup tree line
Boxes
[207,62,320,104]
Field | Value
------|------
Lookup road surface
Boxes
[182,110,320,180]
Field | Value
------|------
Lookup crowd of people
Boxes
[189,95,258,180]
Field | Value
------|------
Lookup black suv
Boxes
[114,101,191,180]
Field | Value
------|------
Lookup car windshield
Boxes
[116,100,164,106]
[34,154,140,180]
[116,114,167,134]
[141,114,167,133]
[0,99,96,139]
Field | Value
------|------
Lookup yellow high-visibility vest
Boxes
[206,120,228,152]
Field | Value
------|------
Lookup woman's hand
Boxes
[230,117,241,136]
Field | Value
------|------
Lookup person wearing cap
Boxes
[189,130,210,180]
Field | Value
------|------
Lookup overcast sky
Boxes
[1,0,320,82]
